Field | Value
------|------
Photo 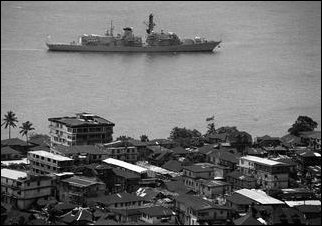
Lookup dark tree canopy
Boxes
[140,134,149,142]
[169,127,203,148]
[116,135,134,141]
[206,122,216,136]
[288,116,318,136]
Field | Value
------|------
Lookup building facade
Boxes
[238,155,289,190]
[28,150,74,175]
[57,176,106,205]
[1,169,54,210]
[97,140,138,163]
[48,112,115,146]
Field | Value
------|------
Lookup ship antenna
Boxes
[146,13,156,34]
[110,20,114,36]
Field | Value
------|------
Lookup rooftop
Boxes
[136,161,179,177]
[175,194,231,211]
[235,189,284,205]
[226,171,256,181]
[89,192,145,205]
[62,176,104,187]
[233,213,264,225]
[162,160,183,172]
[183,164,214,173]
[240,155,286,166]
[1,138,29,146]
[102,140,135,148]
[1,146,21,155]
[53,144,107,155]
[1,168,27,180]
[29,150,73,161]
[226,192,254,205]
[48,113,115,128]
[1,158,29,166]
[112,168,140,180]
[295,149,321,157]
[102,158,147,174]
[285,200,321,207]
[197,179,229,187]
[140,206,174,217]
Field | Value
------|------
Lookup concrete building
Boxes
[140,206,176,224]
[174,194,232,225]
[97,140,138,163]
[238,155,289,190]
[182,163,215,191]
[48,112,115,146]
[28,150,74,175]
[1,169,54,210]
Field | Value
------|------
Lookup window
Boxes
[47,158,51,162]
[53,160,57,164]
[37,181,41,186]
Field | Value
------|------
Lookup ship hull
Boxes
[46,41,221,53]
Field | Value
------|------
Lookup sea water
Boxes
[1,1,321,140]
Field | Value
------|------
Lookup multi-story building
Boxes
[48,112,115,146]
[182,163,215,191]
[174,194,232,225]
[57,175,106,205]
[50,144,109,164]
[1,169,54,209]
[238,155,289,190]
[28,150,74,175]
[97,140,138,163]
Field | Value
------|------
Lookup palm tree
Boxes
[1,111,18,139]
[19,121,35,143]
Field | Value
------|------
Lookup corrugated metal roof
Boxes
[235,189,284,205]
[102,158,147,174]
[241,155,285,166]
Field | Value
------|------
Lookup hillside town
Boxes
[1,112,321,225]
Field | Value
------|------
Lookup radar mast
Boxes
[146,13,156,34]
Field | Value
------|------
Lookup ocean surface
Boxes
[1,1,321,141]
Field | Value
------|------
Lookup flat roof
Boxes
[1,168,27,180]
[102,158,147,174]
[235,189,284,205]
[285,200,321,207]
[29,150,73,161]
[241,155,285,166]
[48,114,114,127]
[1,158,29,166]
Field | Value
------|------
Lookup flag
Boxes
[206,115,214,121]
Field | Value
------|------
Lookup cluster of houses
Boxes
[1,112,321,225]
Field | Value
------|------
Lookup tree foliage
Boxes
[206,122,216,136]
[288,116,318,136]
[1,110,18,139]
[140,134,149,142]
[19,121,35,143]
[116,135,134,141]
[169,127,203,148]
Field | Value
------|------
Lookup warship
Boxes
[46,14,221,53]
